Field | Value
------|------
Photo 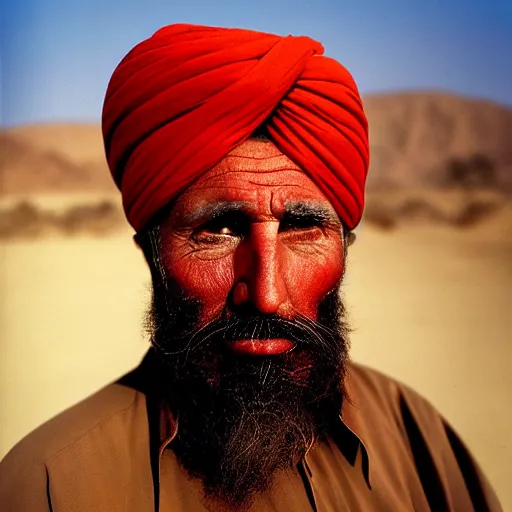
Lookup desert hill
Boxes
[364,92,512,190]
[1,91,511,196]
[0,124,115,195]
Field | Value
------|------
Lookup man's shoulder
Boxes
[346,361,443,427]
[349,361,434,402]
[0,367,157,511]
[1,380,143,471]
[345,364,502,510]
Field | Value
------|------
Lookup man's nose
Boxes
[232,222,288,315]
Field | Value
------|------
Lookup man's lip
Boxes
[226,338,295,356]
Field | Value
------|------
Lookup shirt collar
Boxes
[124,349,371,489]
[338,397,372,489]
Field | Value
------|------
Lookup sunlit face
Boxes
[158,139,345,355]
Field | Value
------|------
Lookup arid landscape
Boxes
[1,92,511,509]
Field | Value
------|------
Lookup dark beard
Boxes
[145,277,351,510]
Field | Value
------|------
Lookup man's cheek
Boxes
[286,253,343,318]
[170,257,234,309]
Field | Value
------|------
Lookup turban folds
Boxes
[102,24,369,231]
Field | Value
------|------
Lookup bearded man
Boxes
[0,24,503,512]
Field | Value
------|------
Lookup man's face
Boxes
[144,139,350,509]
[159,139,345,348]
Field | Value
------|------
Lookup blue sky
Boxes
[1,0,511,126]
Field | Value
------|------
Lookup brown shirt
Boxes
[0,350,502,511]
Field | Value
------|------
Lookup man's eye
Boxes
[203,226,236,236]
[192,223,241,245]
[281,226,324,243]
[279,218,321,232]
[278,218,327,243]
[220,226,236,235]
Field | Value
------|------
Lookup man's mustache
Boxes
[152,308,342,360]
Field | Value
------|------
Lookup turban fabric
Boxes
[102,24,369,231]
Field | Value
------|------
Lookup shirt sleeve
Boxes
[441,419,503,512]
[0,442,53,512]
[398,383,503,512]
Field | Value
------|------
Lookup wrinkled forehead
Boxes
[202,139,305,179]
[173,140,337,219]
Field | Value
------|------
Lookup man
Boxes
[0,23,502,511]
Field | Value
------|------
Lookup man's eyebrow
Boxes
[180,201,250,225]
[283,202,339,224]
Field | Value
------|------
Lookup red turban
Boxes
[102,24,369,231]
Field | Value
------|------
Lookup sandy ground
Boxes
[1,212,511,510]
